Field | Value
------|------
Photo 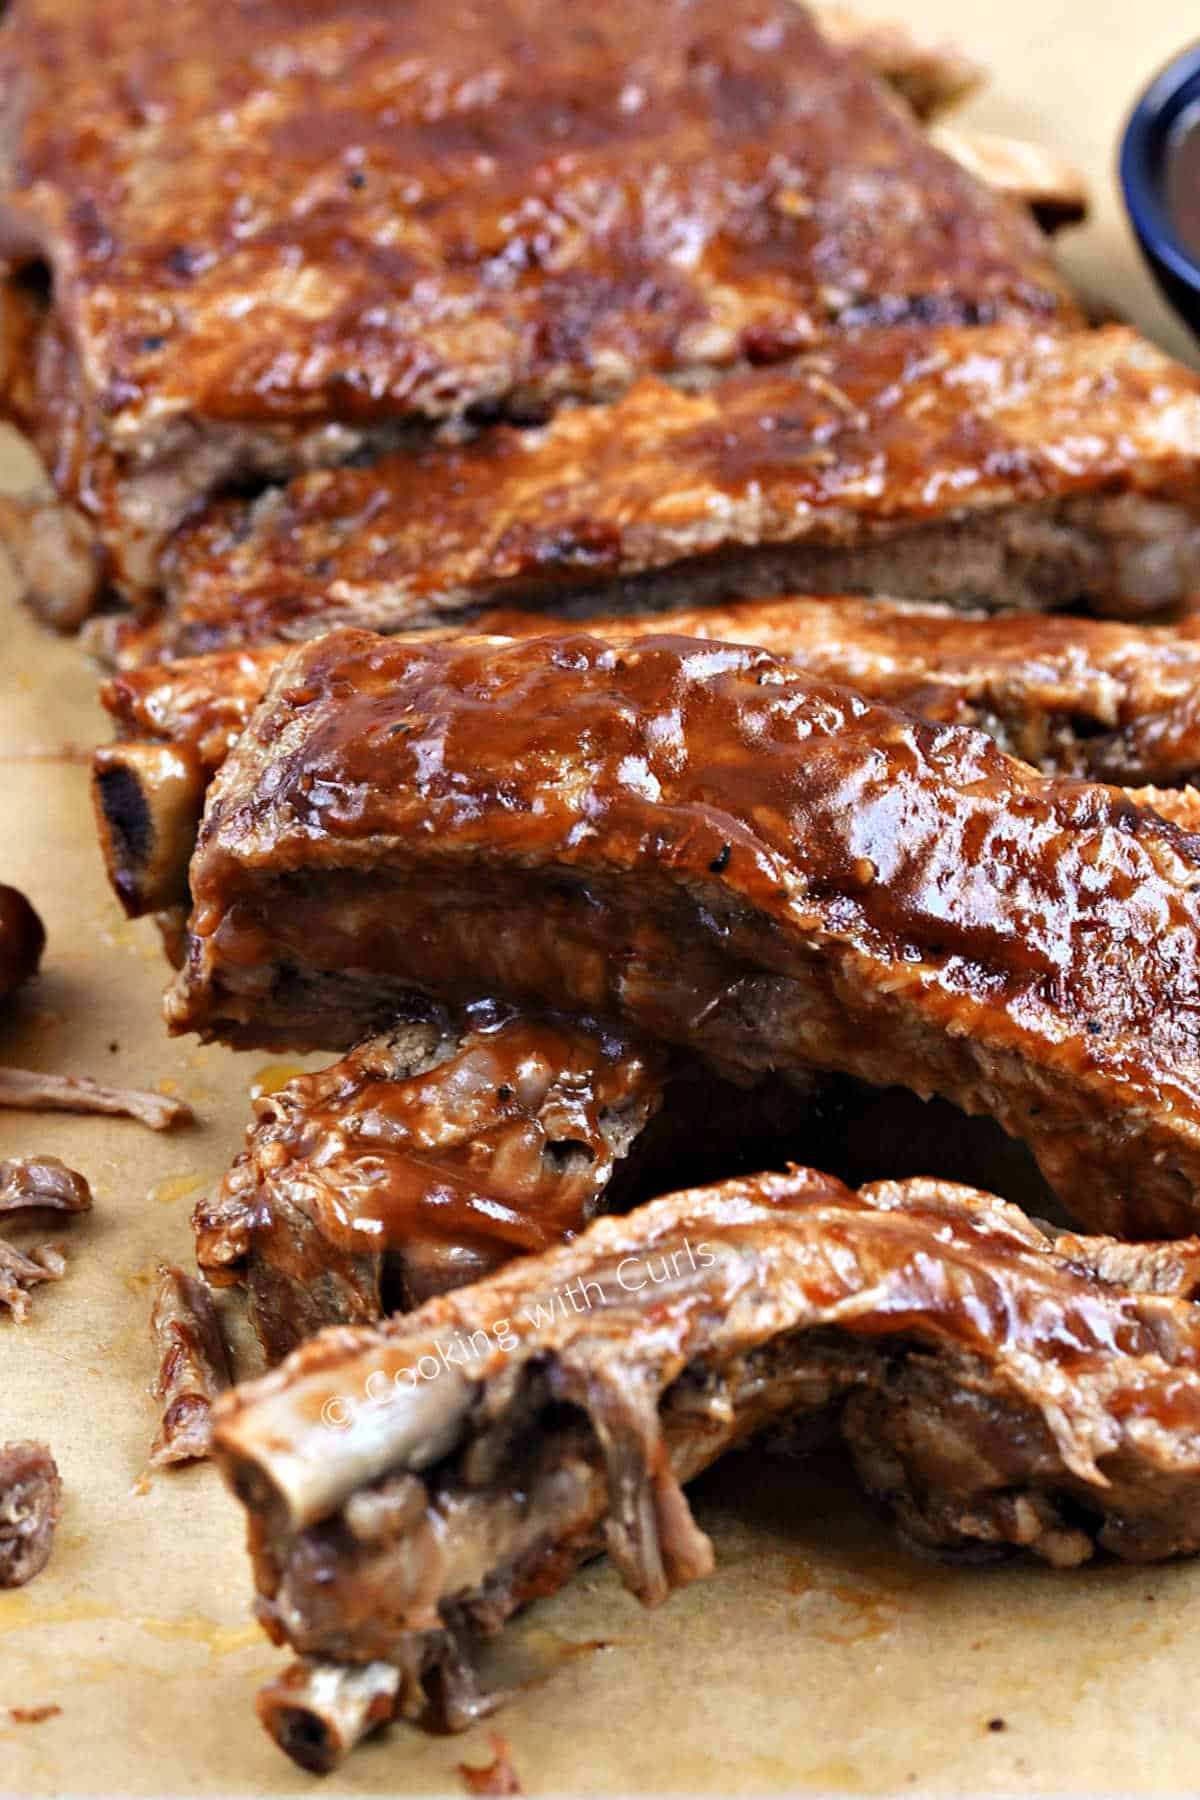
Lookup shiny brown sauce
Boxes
[1166,102,1200,262]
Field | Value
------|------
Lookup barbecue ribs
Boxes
[0,0,1074,613]
[197,990,1059,1363]
[90,321,1200,666]
[195,1005,672,1361]
[213,1169,1200,1770]
[168,627,1200,1238]
[95,594,1200,917]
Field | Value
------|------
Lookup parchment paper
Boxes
[2,4,1199,1792]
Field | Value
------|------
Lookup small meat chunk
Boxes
[0,1156,91,1217]
[0,1238,65,1320]
[0,1442,60,1586]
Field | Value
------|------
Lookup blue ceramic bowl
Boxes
[1120,42,1200,338]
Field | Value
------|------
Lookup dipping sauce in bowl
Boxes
[1165,100,1200,263]
[1120,43,1200,341]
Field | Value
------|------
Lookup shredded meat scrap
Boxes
[0,1159,89,1320]
[171,628,1200,1238]
[0,1442,59,1586]
[0,1068,193,1130]
[214,1170,1200,1771]
[149,1266,233,1467]
[0,1239,65,1321]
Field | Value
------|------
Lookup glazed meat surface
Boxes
[98,322,1200,664]
[196,1005,670,1361]
[0,279,401,607]
[95,594,1200,919]
[170,627,1200,1238]
[214,1170,1200,1768]
[0,0,1070,453]
[0,0,1076,617]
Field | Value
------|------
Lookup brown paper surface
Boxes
[3,4,1200,1792]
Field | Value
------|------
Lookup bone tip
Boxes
[258,1689,346,1776]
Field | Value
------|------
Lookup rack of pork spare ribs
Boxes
[6,0,1200,1775]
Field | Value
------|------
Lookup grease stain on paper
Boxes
[150,1173,203,1208]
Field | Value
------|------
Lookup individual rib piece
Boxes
[0,1442,60,1586]
[100,322,1200,666]
[148,1266,233,1467]
[195,1006,670,1362]
[171,628,1200,1237]
[213,1170,1200,1771]
[199,1019,1065,1365]
[0,0,1075,605]
[94,594,1200,922]
[0,1157,91,1217]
